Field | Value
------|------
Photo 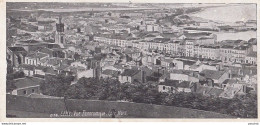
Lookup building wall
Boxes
[170,74,188,81]
[71,62,88,69]
[24,70,34,76]
[158,85,175,93]
[253,45,257,52]
[219,48,234,62]
[214,72,229,84]
[77,69,94,79]
[25,57,37,65]
[218,72,229,84]
[161,61,171,68]
[132,71,143,83]
[197,38,215,45]
[233,49,247,63]
[119,71,144,83]
[188,76,199,82]
[172,60,184,70]
[199,47,220,60]
[185,41,194,57]
[245,56,257,65]
[119,75,132,83]
[8,52,24,67]
[101,74,112,79]
[177,88,192,93]
[184,65,192,70]
[195,64,217,72]
[12,86,40,96]
[35,69,45,76]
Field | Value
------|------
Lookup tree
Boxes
[7,71,25,80]
[65,84,89,99]
[7,64,13,74]
[97,87,109,100]
[132,91,144,103]
[38,74,258,118]
[233,94,257,118]
[74,52,80,60]
[40,75,73,97]
[77,77,104,98]
[6,80,16,93]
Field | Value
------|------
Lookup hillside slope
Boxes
[6,94,234,118]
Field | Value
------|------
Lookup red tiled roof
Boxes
[26,52,49,59]
[120,69,140,76]
[200,70,226,80]
[159,80,179,87]
[102,69,120,77]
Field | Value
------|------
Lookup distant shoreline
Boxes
[188,4,256,23]
[8,7,160,13]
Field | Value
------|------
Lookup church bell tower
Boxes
[55,16,65,48]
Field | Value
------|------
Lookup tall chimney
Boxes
[141,69,146,83]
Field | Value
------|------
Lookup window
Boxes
[23,90,27,95]
[163,86,165,90]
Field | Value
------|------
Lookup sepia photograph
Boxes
[5,1,258,119]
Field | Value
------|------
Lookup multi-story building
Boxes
[148,38,171,52]
[140,41,150,50]
[185,39,195,57]
[24,52,49,66]
[219,45,234,62]
[94,34,135,48]
[178,42,186,56]
[168,40,180,55]
[245,51,257,65]
[198,45,220,60]
[232,46,249,63]
[7,47,27,67]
